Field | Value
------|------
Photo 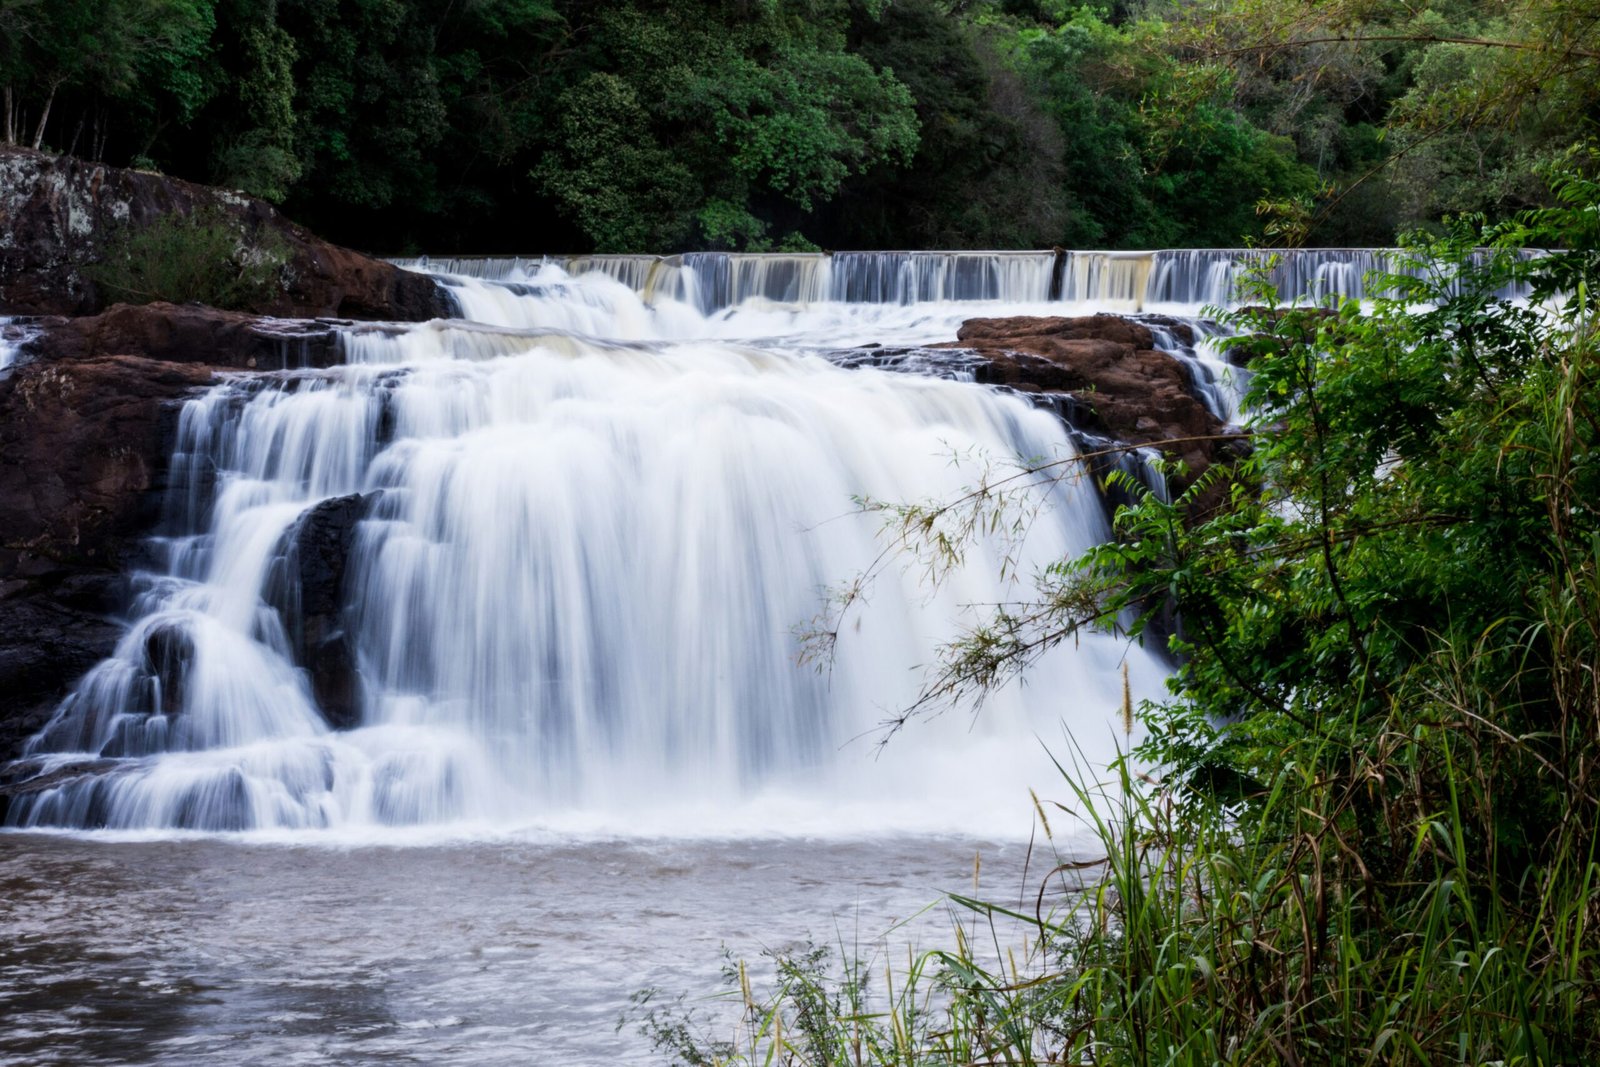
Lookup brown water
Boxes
[0,831,1050,1065]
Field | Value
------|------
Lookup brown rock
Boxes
[937,315,1230,478]
[957,313,1156,349]
[0,355,215,581]
[18,301,363,371]
[0,145,449,320]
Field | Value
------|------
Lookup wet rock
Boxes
[0,756,122,825]
[0,355,214,582]
[0,145,449,320]
[14,302,357,371]
[939,314,1231,479]
[0,592,124,764]
[272,493,375,730]
[1137,314,1197,347]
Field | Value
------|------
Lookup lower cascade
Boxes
[5,267,1200,836]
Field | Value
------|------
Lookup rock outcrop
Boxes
[0,146,449,320]
[938,314,1231,478]
[0,345,222,763]
[12,301,379,372]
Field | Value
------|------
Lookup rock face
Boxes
[0,346,220,763]
[0,585,125,773]
[0,146,449,320]
[0,354,215,583]
[938,314,1230,478]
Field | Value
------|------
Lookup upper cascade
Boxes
[397,247,1537,315]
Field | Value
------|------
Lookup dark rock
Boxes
[1137,315,1198,347]
[0,757,122,825]
[0,145,450,321]
[15,302,359,371]
[0,355,215,582]
[141,622,196,718]
[10,299,406,374]
[0,592,124,764]
[271,493,374,730]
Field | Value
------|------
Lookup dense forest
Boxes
[2,0,1594,254]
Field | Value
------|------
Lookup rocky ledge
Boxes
[936,314,1236,479]
[0,145,449,320]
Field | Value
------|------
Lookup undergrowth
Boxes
[86,206,289,311]
[628,157,1600,1065]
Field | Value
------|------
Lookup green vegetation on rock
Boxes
[86,206,288,311]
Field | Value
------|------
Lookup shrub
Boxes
[86,206,289,312]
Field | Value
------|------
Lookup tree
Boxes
[531,0,919,252]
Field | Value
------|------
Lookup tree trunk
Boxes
[3,86,13,145]
[67,112,85,158]
[31,84,56,151]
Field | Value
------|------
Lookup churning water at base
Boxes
[6,264,1195,837]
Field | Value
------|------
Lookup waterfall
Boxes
[400,247,1534,315]
[0,316,26,371]
[8,270,1195,835]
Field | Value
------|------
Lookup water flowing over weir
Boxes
[403,246,1536,315]
[11,260,1262,836]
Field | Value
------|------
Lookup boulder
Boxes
[270,493,375,730]
[938,315,1231,478]
[0,145,449,320]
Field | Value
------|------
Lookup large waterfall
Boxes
[9,260,1255,837]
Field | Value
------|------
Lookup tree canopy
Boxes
[1,0,1594,252]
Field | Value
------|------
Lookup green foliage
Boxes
[998,6,1319,247]
[533,71,699,252]
[86,206,289,311]
[1,0,1595,250]
[529,1,920,252]
[662,164,1600,1064]
[213,22,301,201]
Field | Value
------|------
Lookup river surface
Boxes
[0,829,1065,1065]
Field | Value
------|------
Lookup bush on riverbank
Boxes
[635,160,1600,1065]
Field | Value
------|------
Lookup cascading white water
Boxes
[9,267,1202,836]
[0,316,27,371]
[402,247,1535,314]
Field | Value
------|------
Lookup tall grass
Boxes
[631,717,1599,1065]
[629,170,1600,1066]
